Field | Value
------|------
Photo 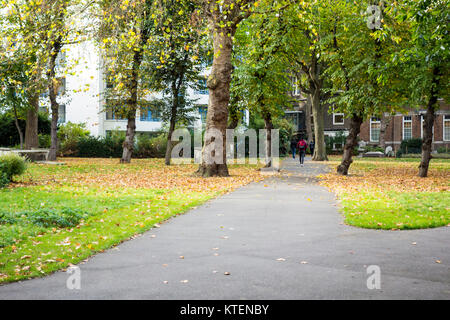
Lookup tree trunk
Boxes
[47,39,62,161]
[227,100,240,130]
[337,113,363,175]
[120,29,146,163]
[121,116,136,163]
[419,69,439,177]
[25,94,39,149]
[198,29,234,177]
[165,83,179,166]
[48,104,59,161]
[311,87,327,161]
[12,104,24,149]
[304,96,313,143]
[263,112,273,168]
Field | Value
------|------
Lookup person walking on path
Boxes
[297,137,307,166]
[309,140,315,156]
[290,137,298,159]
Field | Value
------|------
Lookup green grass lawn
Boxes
[322,157,450,230]
[0,158,262,283]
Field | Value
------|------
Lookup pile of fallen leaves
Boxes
[320,159,450,195]
[15,158,265,194]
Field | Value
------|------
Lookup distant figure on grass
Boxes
[309,140,315,155]
[290,137,298,159]
[297,137,307,167]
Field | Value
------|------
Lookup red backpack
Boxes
[297,140,307,151]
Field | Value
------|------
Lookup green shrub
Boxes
[0,172,9,188]
[76,136,111,157]
[0,153,27,182]
[400,138,423,154]
[401,153,450,159]
[58,122,90,156]
[273,118,295,156]
[0,207,89,247]
[437,146,449,154]
[38,134,51,148]
[26,208,89,228]
[135,132,167,158]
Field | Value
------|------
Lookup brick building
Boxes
[359,100,450,152]
[285,88,450,152]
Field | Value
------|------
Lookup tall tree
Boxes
[143,0,206,165]
[0,57,30,149]
[278,0,337,161]
[1,0,85,153]
[322,0,409,175]
[196,0,257,177]
[393,0,449,177]
[97,0,155,163]
[232,5,291,167]
[1,0,50,149]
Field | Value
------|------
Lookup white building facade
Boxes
[50,41,248,138]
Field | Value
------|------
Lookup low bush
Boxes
[58,122,90,156]
[400,153,450,159]
[27,208,89,228]
[38,134,51,148]
[400,138,423,154]
[76,136,114,157]
[0,207,89,247]
[437,146,449,154]
[0,153,27,186]
[135,133,167,158]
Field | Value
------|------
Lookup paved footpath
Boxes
[1,158,449,299]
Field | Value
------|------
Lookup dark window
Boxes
[58,105,66,124]
[198,106,208,123]
[105,101,126,120]
[140,107,161,122]
[333,113,344,125]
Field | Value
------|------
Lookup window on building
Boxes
[444,115,450,141]
[333,113,345,125]
[105,100,126,120]
[403,116,412,140]
[420,115,424,139]
[140,107,161,122]
[195,79,208,95]
[370,117,381,142]
[57,105,66,124]
[333,143,343,150]
[291,77,300,96]
[198,106,208,123]
[57,77,66,96]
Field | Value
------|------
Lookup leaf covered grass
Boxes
[320,156,450,230]
[0,158,263,283]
